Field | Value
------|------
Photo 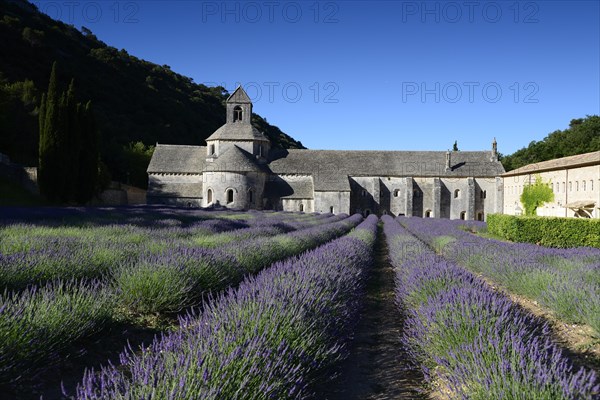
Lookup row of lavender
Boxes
[398,217,600,334]
[0,211,357,386]
[73,214,379,399]
[383,216,598,399]
[0,211,342,291]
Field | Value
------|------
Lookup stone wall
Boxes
[314,191,350,214]
[0,153,39,195]
[281,198,314,212]
[203,171,266,209]
[503,165,600,218]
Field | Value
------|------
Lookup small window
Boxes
[393,189,400,197]
[209,144,215,155]
[226,189,234,204]
[299,203,304,212]
[207,189,213,204]
[569,182,572,191]
[425,210,431,218]
[382,210,388,215]
[460,211,466,220]
[481,190,487,199]
[477,212,484,221]
[258,145,263,157]
[591,180,594,191]
[233,106,243,122]
[330,206,335,214]
[248,189,253,204]
[361,190,367,197]
[454,189,460,199]
[562,182,565,192]
[364,209,371,217]
[583,181,586,191]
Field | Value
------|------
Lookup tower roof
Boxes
[227,86,252,104]
[206,123,269,142]
[209,145,266,173]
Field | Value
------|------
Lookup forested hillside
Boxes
[0,0,304,188]
[501,116,600,171]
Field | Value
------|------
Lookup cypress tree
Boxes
[39,63,99,204]
[38,62,62,202]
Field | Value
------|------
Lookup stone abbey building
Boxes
[147,87,505,219]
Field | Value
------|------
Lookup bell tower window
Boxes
[233,106,243,122]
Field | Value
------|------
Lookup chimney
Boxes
[491,137,498,161]
[445,151,451,171]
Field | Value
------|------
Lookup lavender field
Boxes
[0,207,598,399]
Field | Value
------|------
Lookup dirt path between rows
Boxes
[313,226,425,400]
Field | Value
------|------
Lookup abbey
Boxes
[147,87,505,220]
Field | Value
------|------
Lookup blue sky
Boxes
[40,0,600,154]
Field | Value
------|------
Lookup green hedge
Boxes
[487,214,600,248]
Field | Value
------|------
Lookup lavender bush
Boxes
[73,215,378,399]
[383,216,598,399]
[114,214,361,315]
[399,217,600,333]
[0,279,114,384]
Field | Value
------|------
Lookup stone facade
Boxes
[503,151,600,218]
[147,87,505,220]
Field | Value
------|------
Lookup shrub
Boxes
[487,214,600,248]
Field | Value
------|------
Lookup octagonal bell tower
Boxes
[205,86,270,160]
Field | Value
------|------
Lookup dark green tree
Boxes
[38,62,65,202]
[452,140,459,151]
[38,64,99,204]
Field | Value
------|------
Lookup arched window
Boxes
[233,106,243,122]
[299,203,304,212]
[248,189,253,204]
[226,189,234,204]
[330,206,335,214]
[393,189,400,197]
[209,144,215,156]
[454,189,460,199]
[425,210,431,218]
[207,189,213,205]
[477,212,484,221]
[460,211,466,220]
[480,190,487,199]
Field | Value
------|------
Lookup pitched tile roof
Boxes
[268,149,504,191]
[147,144,206,174]
[265,176,314,199]
[502,151,600,177]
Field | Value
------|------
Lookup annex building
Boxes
[147,87,505,219]
[503,151,600,218]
